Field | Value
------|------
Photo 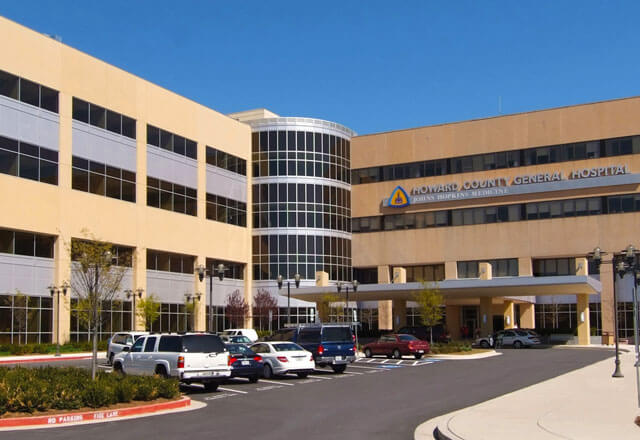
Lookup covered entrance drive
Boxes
[292,260,602,345]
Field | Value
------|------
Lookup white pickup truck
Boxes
[113,333,230,392]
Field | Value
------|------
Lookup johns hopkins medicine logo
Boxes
[388,186,410,207]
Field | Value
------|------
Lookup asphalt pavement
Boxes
[0,348,613,440]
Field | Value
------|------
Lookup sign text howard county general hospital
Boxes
[386,164,631,206]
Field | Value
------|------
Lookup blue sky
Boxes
[1,1,639,134]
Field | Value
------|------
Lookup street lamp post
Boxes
[337,280,359,323]
[590,246,630,378]
[196,263,226,333]
[48,281,69,357]
[125,288,143,330]
[277,273,301,327]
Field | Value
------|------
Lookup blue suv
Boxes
[265,324,356,373]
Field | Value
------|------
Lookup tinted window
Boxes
[273,343,304,352]
[227,344,255,356]
[131,337,145,352]
[398,335,419,341]
[181,335,225,353]
[298,329,321,343]
[159,335,182,352]
[144,336,157,352]
[322,327,352,342]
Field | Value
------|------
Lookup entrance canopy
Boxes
[290,275,602,303]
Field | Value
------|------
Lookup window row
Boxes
[206,146,246,176]
[70,240,134,268]
[352,135,640,184]
[352,193,640,233]
[253,158,350,183]
[532,258,577,277]
[253,235,352,260]
[457,259,519,278]
[353,268,378,284]
[0,228,55,258]
[392,264,445,282]
[253,183,351,209]
[72,156,136,202]
[147,177,197,216]
[0,295,53,345]
[0,135,58,185]
[147,250,195,274]
[147,125,197,160]
[0,69,58,113]
[70,299,132,341]
[253,211,351,232]
[205,194,247,227]
[252,130,351,160]
[253,262,352,282]
[72,98,136,139]
[205,258,245,280]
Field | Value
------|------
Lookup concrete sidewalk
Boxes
[416,345,640,440]
[0,351,106,364]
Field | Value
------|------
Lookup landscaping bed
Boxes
[429,341,473,354]
[0,367,181,417]
[0,341,108,356]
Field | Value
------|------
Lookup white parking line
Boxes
[343,371,363,375]
[395,360,403,365]
[381,359,389,364]
[218,387,248,394]
[413,361,419,366]
[307,374,333,380]
[365,359,375,363]
[349,365,384,370]
[260,379,295,386]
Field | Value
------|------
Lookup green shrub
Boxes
[157,379,180,399]
[0,383,8,416]
[133,378,158,401]
[114,378,135,403]
[83,380,115,408]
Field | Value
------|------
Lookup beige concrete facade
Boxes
[351,96,640,342]
[0,17,252,342]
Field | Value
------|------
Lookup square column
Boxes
[392,299,407,330]
[193,256,206,332]
[518,257,533,276]
[446,305,461,339]
[378,265,392,330]
[444,261,458,280]
[576,294,591,345]
[132,247,147,330]
[315,271,330,322]
[243,264,253,329]
[479,297,493,336]
[519,303,535,329]
[503,300,515,329]
[599,255,615,334]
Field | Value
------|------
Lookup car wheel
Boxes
[203,382,218,392]
[414,354,423,360]
[364,348,372,358]
[331,364,346,374]
[297,372,309,378]
[263,364,273,379]
[393,349,402,360]
[514,341,522,349]
[113,362,124,376]
[108,352,114,365]
[155,365,168,378]
[480,340,490,348]
[249,375,259,383]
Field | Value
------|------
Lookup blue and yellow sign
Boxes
[388,186,410,208]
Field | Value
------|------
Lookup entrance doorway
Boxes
[461,306,478,339]
[493,315,504,332]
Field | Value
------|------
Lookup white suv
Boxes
[113,333,231,392]
[221,328,259,343]
[107,332,148,365]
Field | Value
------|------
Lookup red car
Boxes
[363,334,430,359]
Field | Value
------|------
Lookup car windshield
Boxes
[515,330,529,336]
[322,327,352,342]
[181,335,225,353]
[273,343,304,352]
[227,344,254,356]
[232,336,251,343]
[398,334,419,341]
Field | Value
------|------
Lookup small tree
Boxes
[69,235,128,380]
[184,294,196,332]
[253,289,278,331]
[13,290,36,345]
[136,294,160,331]
[413,282,444,344]
[226,290,248,328]
[317,293,343,323]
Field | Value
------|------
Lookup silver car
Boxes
[107,331,148,365]
[496,329,541,348]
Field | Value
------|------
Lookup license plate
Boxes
[335,356,343,361]
[418,350,424,353]
[241,361,250,366]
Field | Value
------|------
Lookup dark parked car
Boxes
[397,325,451,343]
[265,324,356,373]
[226,343,263,383]
[363,334,430,359]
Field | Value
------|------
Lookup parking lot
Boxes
[0,348,614,440]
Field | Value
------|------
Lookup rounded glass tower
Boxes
[247,115,355,287]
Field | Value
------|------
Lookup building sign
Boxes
[384,164,634,207]
[388,186,410,207]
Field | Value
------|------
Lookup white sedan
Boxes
[250,342,315,379]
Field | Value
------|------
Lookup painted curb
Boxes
[0,355,92,365]
[0,396,191,429]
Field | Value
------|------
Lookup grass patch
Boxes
[0,341,108,357]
